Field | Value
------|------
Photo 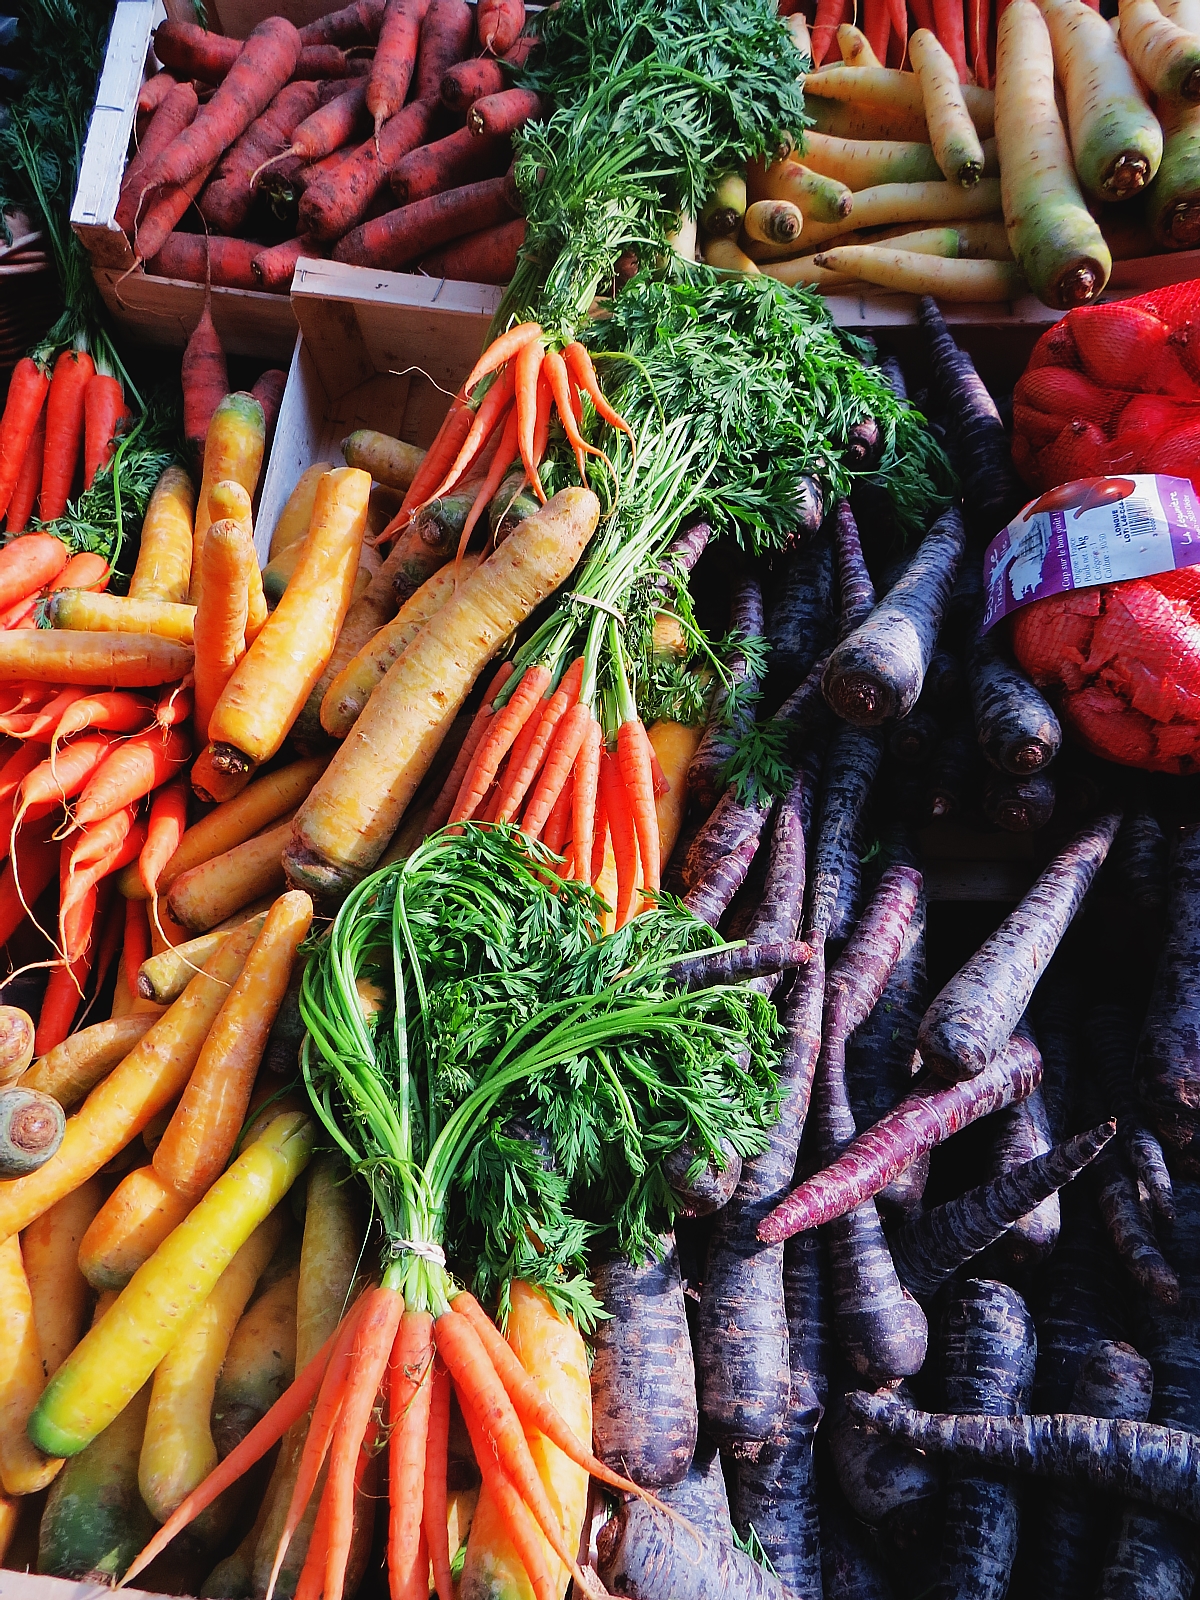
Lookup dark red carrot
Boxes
[134,158,220,264]
[140,17,303,193]
[832,499,875,643]
[810,0,848,64]
[147,233,260,290]
[199,80,322,236]
[389,126,509,204]
[918,297,1024,534]
[824,506,965,726]
[590,1235,698,1488]
[368,0,432,136]
[300,0,387,45]
[151,21,240,85]
[417,217,525,284]
[331,172,520,268]
[40,347,95,523]
[759,1025,1046,1241]
[181,297,227,474]
[918,813,1120,1082]
[278,81,369,170]
[806,723,883,946]
[932,0,971,80]
[299,97,440,242]
[251,235,322,293]
[440,56,504,112]
[968,618,1063,776]
[116,81,199,235]
[476,0,524,53]
[1134,822,1200,1157]
[415,0,474,100]
[0,358,51,527]
[687,577,764,817]
[293,43,354,78]
[467,86,544,138]
[250,369,287,458]
[137,72,177,117]
[1088,1003,1174,1219]
[596,1497,790,1599]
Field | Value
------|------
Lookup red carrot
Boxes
[440,56,504,111]
[368,0,432,136]
[82,369,128,490]
[251,235,322,293]
[182,298,228,472]
[294,43,354,78]
[53,691,150,749]
[0,686,85,744]
[810,0,849,64]
[4,399,46,535]
[40,347,95,523]
[0,822,58,945]
[467,86,543,138]
[476,0,524,54]
[139,777,188,898]
[61,808,145,959]
[300,0,387,45]
[417,217,526,285]
[277,80,368,170]
[415,0,474,100]
[0,534,68,612]
[37,886,99,1053]
[137,72,177,117]
[122,896,150,1004]
[968,0,990,85]
[199,79,324,237]
[250,368,287,454]
[300,96,440,242]
[0,357,51,525]
[134,157,220,265]
[147,233,260,290]
[151,22,240,85]
[139,17,303,193]
[116,80,199,235]
[331,172,520,269]
[933,0,971,79]
[389,126,509,205]
[72,727,190,829]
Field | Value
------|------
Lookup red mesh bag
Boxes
[1012,284,1200,495]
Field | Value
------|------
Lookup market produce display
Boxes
[11,0,1200,1589]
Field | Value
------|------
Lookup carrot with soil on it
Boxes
[300,96,440,243]
[968,617,1063,774]
[180,304,227,478]
[441,55,505,110]
[476,0,524,53]
[116,80,199,234]
[332,173,520,271]
[467,86,543,138]
[687,576,764,816]
[150,21,240,84]
[415,0,474,100]
[833,498,876,640]
[368,0,432,137]
[389,125,509,204]
[199,80,324,237]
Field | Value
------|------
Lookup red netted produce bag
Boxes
[1011,283,1200,494]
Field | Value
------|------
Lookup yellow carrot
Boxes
[698,173,749,236]
[28,1111,313,1459]
[0,1233,63,1494]
[19,1014,157,1110]
[78,1165,193,1291]
[286,487,602,898]
[129,465,195,605]
[139,1210,285,1521]
[207,467,370,778]
[136,907,269,1006]
[802,64,996,135]
[702,235,762,272]
[910,28,986,186]
[190,744,253,807]
[648,720,704,869]
[268,462,332,560]
[342,429,425,491]
[212,1261,298,1457]
[190,394,267,602]
[813,244,1024,298]
[208,480,268,644]
[47,590,197,643]
[0,631,193,687]
[320,554,481,739]
[0,923,259,1243]
[154,891,313,1202]
[167,816,294,935]
[22,1176,105,1377]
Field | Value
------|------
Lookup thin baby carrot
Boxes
[618,717,661,894]
[514,335,546,502]
[52,692,150,751]
[423,662,514,833]
[542,349,604,482]
[455,1391,556,1600]
[61,809,145,958]
[387,1309,434,1600]
[0,823,58,946]
[72,726,190,828]
[121,898,151,1012]
[139,777,188,897]
[453,406,520,572]
[520,700,591,841]
[495,657,584,824]
[422,1360,453,1600]
[450,664,551,823]
[561,343,634,451]
[427,365,515,504]
[155,680,194,731]
[14,734,113,829]
[462,322,542,398]
[599,747,638,927]
[543,773,574,858]
[0,687,85,742]
[572,713,603,886]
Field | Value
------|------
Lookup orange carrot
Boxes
[122,1301,365,1590]
[15,734,113,828]
[367,0,432,137]
[72,726,190,828]
[387,1308,434,1600]
[0,822,58,945]
[182,301,228,472]
[423,661,514,833]
[0,534,68,612]
[495,657,583,825]
[54,552,111,594]
[155,679,193,731]
[599,747,638,927]
[450,663,550,822]
[618,717,660,894]
[61,809,146,959]
[455,1391,556,1600]
[542,349,600,482]
[520,700,590,841]
[5,400,46,535]
[428,365,516,503]
[82,371,128,490]
[0,357,51,526]
[561,343,634,453]
[40,348,96,522]
[476,0,524,52]
[572,714,603,886]
[385,396,475,535]
[193,518,252,740]
[139,777,188,897]
[463,322,542,398]
[423,1360,453,1600]
[514,334,546,502]
[37,878,115,1053]
[0,686,85,742]
[454,404,521,567]
[52,691,150,750]
[0,743,45,842]
[543,772,574,857]
[811,0,849,62]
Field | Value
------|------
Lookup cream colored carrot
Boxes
[19,1014,157,1110]
[802,64,996,134]
[813,243,1024,297]
[166,816,294,934]
[910,29,986,185]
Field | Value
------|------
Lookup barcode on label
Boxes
[1121,497,1158,539]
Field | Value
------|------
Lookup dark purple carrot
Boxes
[1093,1150,1180,1306]
[827,1383,941,1551]
[968,616,1063,775]
[924,716,976,820]
[932,1278,1036,1600]
[843,415,884,470]
[1029,961,1081,1146]
[1033,1341,1155,1600]
[658,1433,731,1530]
[1088,1003,1174,1221]
[887,706,941,767]
[823,506,965,727]
[876,353,907,401]
[983,768,1056,832]
[1134,822,1200,1157]
[818,1472,899,1600]
[917,812,1122,1082]
[759,1026,1045,1241]
[785,476,826,545]
[654,519,712,598]
[590,1235,697,1489]
[596,1498,789,1600]
[687,577,765,816]
[924,645,964,710]
[663,1139,742,1218]
[683,831,763,928]
[682,791,772,892]
[1032,1183,1129,1413]
[766,535,836,688]
[918,296,1025,535]
[985,1081,1060,1266]
[891,1121,1115,1301]
[1111,810,1169,919]
[743,743,822,993]
[833,500,876,642]
[670,939,812,990]
[806,724,884,945]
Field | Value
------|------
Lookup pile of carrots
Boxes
[122,0,538,294]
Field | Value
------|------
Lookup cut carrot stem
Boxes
[423,1361,453,1600]
[617,718,661,895]
[495,657,584,824]
[462,322,542,397]
[450,664,551,824]
[520,700,591,842]
[599,747,638,928]
[424,662,514,834]
[571,714,603,887]
[387,1309,434,1600]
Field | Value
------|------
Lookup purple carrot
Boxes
[826,864,924,1041]
[888,706,941,766]
[985,1081,1060,1267]
[1135,821,1200,1158]
[1110,810,1169,919]
[876,353,908,401]
[766,536,836,688]
[688,576,765,815]
[968,616,1063,775]
[759,1025,1045,1242]
[670,939,812,990]
[1088,1003,1174,1220]
[892,1121,1115,1301]
[596,1499,789,1600]
[834,500,876,642]
[924,645,964,710]
[682,790,772,891]
[983,768,1056,833]
[925,717,977,821]
[1032,1185,1129,1413]
[918,812,1122,1082]
[743,740,823,995]
[654,518,712,597]
[663,1138,742,1217]
[818,1475,898,1600]
[823,506,965,727]
[1093,1151,1180,1306]
[683,832,762,927]
[806,723,884,945]
[827,1383,940,1550]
